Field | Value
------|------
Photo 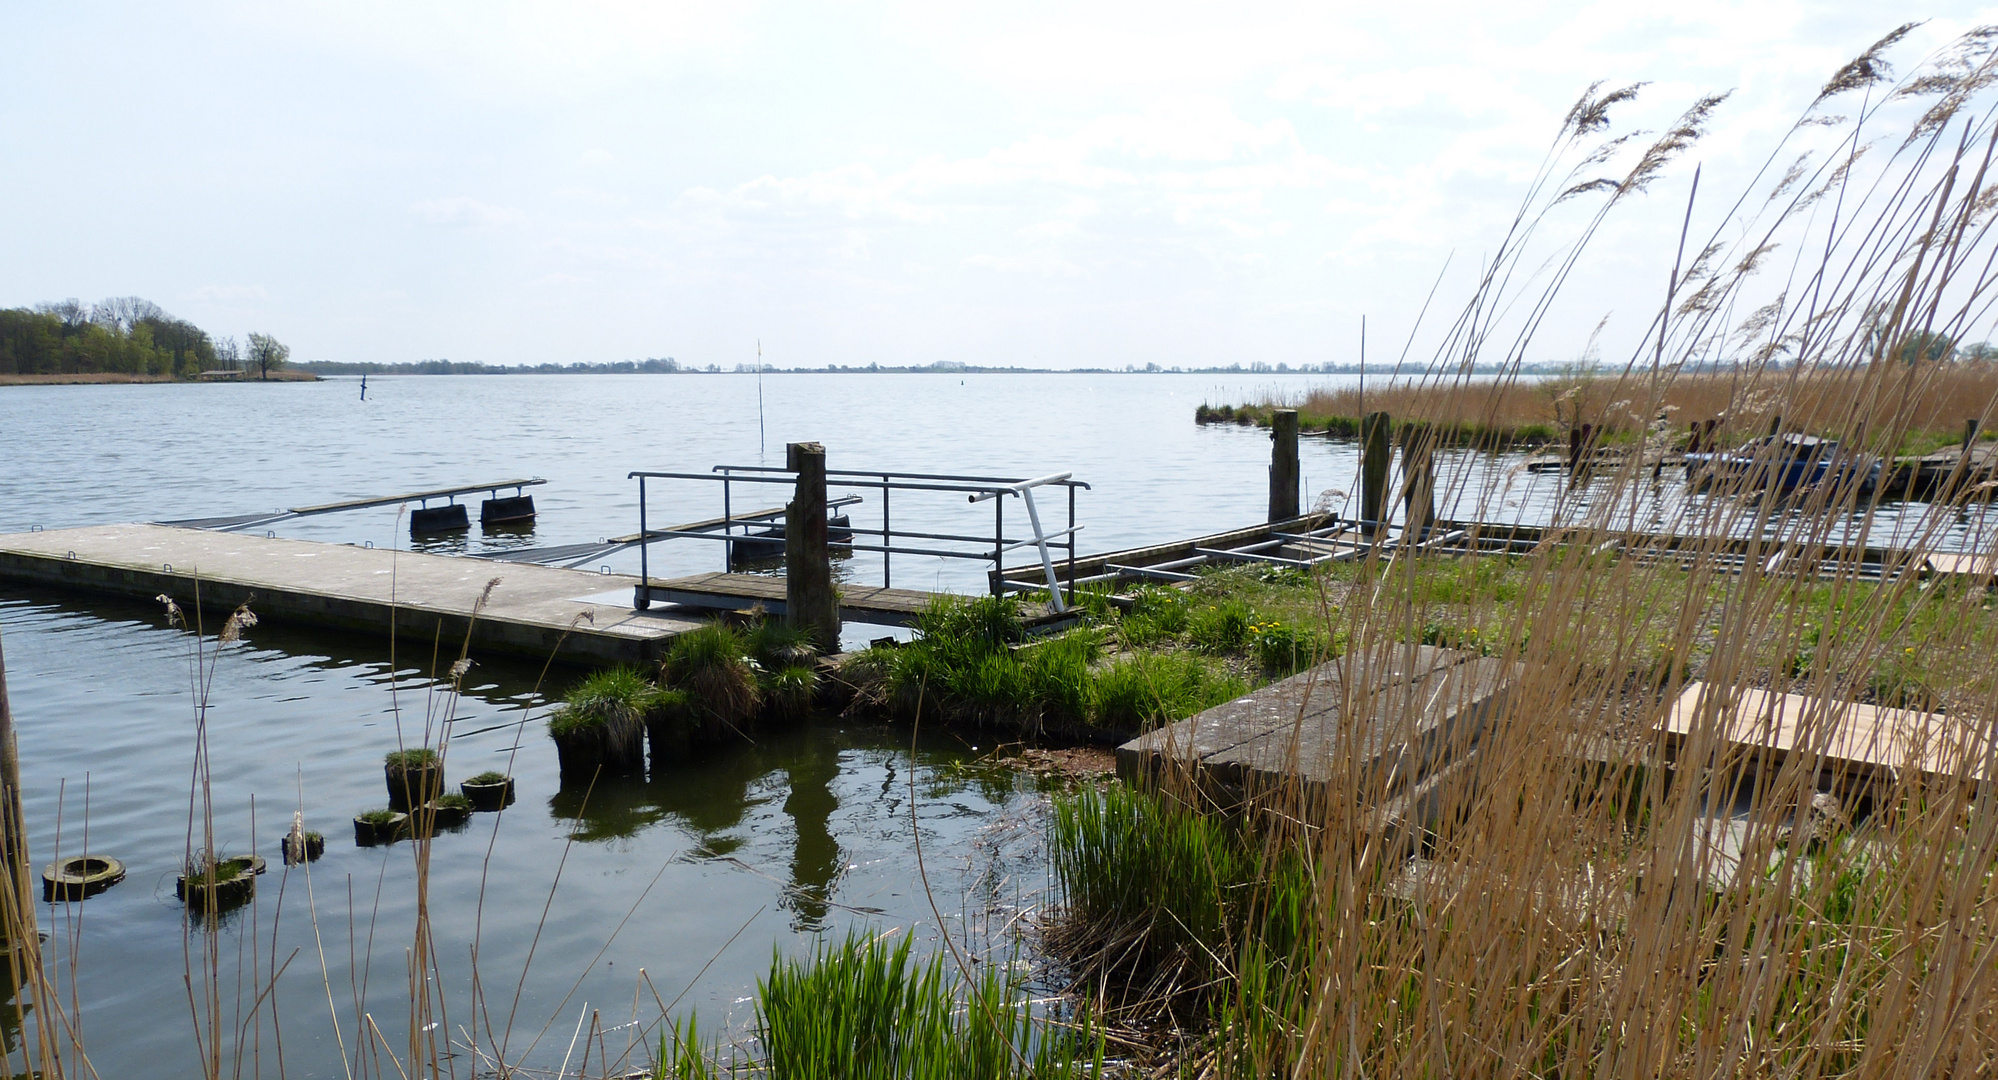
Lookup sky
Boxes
[3,2,1993,369]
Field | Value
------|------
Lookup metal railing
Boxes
[626,466,1089,611]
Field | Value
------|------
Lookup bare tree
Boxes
[31,299,89,329]
[213,335,241,372]
[89,296,164,334]
[246,333,289,380]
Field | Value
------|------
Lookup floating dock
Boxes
[0,524,699,665]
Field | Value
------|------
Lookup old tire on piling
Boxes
[41,855,126,901]
[460,777,515,811]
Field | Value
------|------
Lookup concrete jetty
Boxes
[0,524,702,665]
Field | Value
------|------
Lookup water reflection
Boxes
[780,727,844,931]
[545,720,1009,930]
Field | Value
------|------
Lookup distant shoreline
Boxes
[0,371,319,386]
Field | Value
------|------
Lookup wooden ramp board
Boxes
[0,524,704,665]
[1118,644,1514,804]
[1658,683,1991,790]
[644,572,1057,627]
[1924,551,1998,584]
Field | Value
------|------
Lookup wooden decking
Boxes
[645,571,1057,627]
[0,524,703,665]
[1117,644,1515,809]
[1658,682,1990,794]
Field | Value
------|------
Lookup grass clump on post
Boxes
[546,666,653,780]
[660,623,764,743]
[384,746,442,811]
[745,617,820,717]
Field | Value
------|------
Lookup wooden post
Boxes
[1961,418,1981,468]
[1361,412,1392,535]
[1268,410,1300,521]
[1768,413,1783,437]
[785,442,840,652]
[1568,426,1584,470]
[1401,424,1435,535]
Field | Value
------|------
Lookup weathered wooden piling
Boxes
[1399,424,1436,534]
[1361,412,1392,534]
[785,442,840,652]
[1269,409,1300,522]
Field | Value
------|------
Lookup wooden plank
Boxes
[1116,644,1505,804]
[1925,551,1998,584]
[1658,683,1990,788]
[1207,655,1507,791]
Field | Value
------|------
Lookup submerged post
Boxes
[1269,409,1300,521]
[1361,411,1392,535]
[785,442,840,652]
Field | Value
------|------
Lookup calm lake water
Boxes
[1,372,1990,1076]
[0,372,1370,1077]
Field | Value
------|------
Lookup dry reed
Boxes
[1051,24,1998,1078]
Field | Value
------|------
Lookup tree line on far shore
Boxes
[0,297,288,379]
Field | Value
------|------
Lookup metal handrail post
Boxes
[993,497,1004,597]
[882,472,892,589]
[1067,483,1077,606]
[1017,486,1066,613]
[722,470,733,571]
[636,476,650,608]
